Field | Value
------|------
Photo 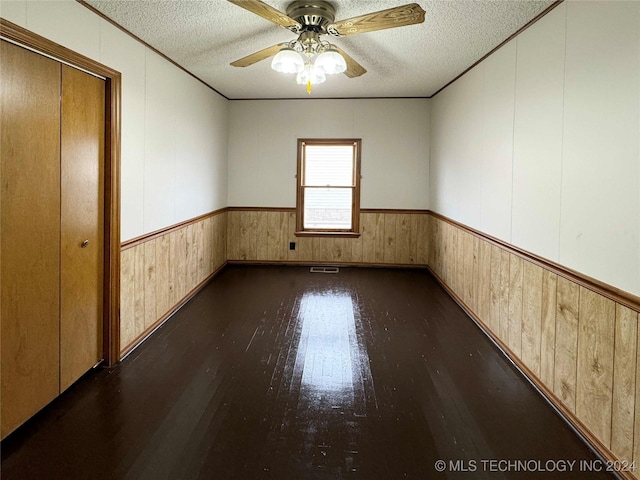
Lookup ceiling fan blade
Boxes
[333,46,367,78]
[227,0,301,32]
[327,3,425,37]
[230,43,286,67]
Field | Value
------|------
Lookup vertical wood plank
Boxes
[554,276,580,413]
[328,237,338,262]
[277,212,289,261]
[489,244,502,335]
[333,237,347,263]
[498,249,510,343]
[457,229,466,303]
[172,228,187,303]
[168,232,177,306]
[201,218,213,279]
[316,237,328,262]
[417,213,429,265]
[143,241,157,330]
[194,220,205,283]
[471,236,480,313]
[184,223,197,292]
[361,213,375,263]
[446,224,455,289]
[408,214,419,264]
[457,228,466,302]
[508,255,523,356]
[351,214,364,263]
[119,248,136,349]
[309,237,326,262]
[434,218,443,277]
[373,213,385,263]
[210,215,219,271]
[540,270,557,387]
[383,214,397,264]
[188,223,198,286]
[155,234,171,318]
[217,213,228,269]
[521,261,543,376]
[462,232,474,308]
[477,239,492,327]
[576,287,615,447]
[227,210,240,260]
[340,237,352,263]
[439,218,447,278]
[211,212,230,272]
[239,211,257,260]
[133,244,146,342]
[434,219,444,277]
[612,304,637,463]
[395,213,411,264]
[287,212,299,262]
[256,211,269,260]
[444,223,452,288]
[438,219,446,278]
[429,217,439,274]
[311,237,323,262]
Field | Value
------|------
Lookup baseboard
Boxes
[226,259,429,270]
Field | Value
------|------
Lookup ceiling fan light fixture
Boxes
[271,47,304,73]
[296,63,326,87]
[315,48,346,75]
[229,0,425,92]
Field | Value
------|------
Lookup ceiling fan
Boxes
[228,0,426,92]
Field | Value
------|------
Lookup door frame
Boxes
[1,19,121,365]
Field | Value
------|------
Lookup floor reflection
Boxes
[280,288,376,476]
[297,291,357,397]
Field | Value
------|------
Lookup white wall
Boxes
[0,0,229,241]
[429,1,640,296]
[227,98,430,209]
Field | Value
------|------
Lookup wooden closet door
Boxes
[0,41,62,438]
[59,65,105,391]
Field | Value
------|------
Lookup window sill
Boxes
[295,231,361,238]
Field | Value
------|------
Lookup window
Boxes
[296,139,361,236]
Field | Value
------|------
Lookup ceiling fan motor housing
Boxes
[286,1,336,33]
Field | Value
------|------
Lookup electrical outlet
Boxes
[289,242,296,250]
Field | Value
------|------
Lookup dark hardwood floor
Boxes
[2,265,614,479]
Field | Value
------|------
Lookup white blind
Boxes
[303,145,354,186]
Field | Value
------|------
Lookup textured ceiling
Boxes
[83,0,556,99]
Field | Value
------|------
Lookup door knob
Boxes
[81,240,89,248]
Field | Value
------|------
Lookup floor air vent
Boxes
[310,266,339,274]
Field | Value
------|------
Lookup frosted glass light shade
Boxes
[271,48,304,74]
[315,49,347,74]
[296,64,326,85]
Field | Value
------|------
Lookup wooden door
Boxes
[59,65,105,392]
[0,41,62,438]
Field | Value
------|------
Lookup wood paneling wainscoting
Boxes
[428,212,640,480]
[119,208,428,357]
[119,211,227,356]
[227,208,429,266]
[119,206,640,479]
